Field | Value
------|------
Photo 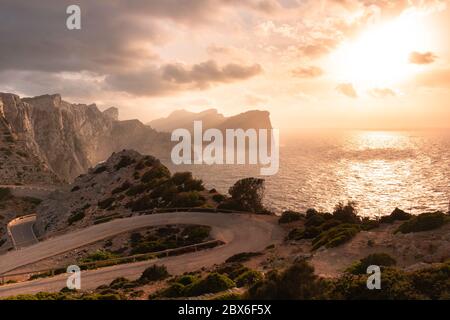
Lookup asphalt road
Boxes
[0,212,283,297]
[8,216,38,249]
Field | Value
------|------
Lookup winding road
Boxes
[7,215,38,249]
[0,212,283,298]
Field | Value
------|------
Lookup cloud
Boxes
[369,87,396,98]
[297,37,340,58]
[336,83,358,98]
[0,70,103,99]
[414,68,450,88]
[409,51,438,65]
[106,60,262,96]
[291,66,324,78]
[244,93,268,106]
[0,0,275,74]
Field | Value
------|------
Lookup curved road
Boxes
[0,212,283,297]
[7,215,38,249]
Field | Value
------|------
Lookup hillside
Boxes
[34,150,223,237]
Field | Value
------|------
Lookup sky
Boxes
[0,0,449,129]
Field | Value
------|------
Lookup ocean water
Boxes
[164,130,450,217]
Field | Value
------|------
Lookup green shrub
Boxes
[176,275,199,286]
[181,225,210,244]
[212,194,226,203]
[67,210,85,225]
[246,261,325,300]
[215,263,250,280]
[139,265,170,283]
[109,277,134,290]
[228,178,266,213]
[170,172,205,192]
[287,226,321,241]
[395,211,448,234]
[329,263,450,300]
[304,214,326,227]
[128,195,159,212]
[361,218,380,230]
[171,191,204,208]
[278,211,304,224]
[80,250,118,264]
[332,201,361,224]
[141,165,171,183]
[380,208,412,224]
[311,224,360,250]
[287,228,304,240]
[346,253,397,275]
[235,270,263,288]
[161,282,185,298]
[184,273,235,296]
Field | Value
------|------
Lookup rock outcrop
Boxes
[0,94,60,184]
[148,108,272,132]
[0,93,171,183]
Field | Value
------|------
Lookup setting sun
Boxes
[332,11,429,88]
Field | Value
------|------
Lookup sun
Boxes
[331,12,428,89]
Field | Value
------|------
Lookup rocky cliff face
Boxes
[0,93,171,183]
[0,94,60,184]
[1,93,273,185]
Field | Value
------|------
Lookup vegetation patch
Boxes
[246,261,326,300]
[311,224,360,250]
[330,261,450,300]
[67,210,85,225]
[395,211,449,234]
[380,208,412,224]
[139,265,170,283]
[235,270,263,288]
[278,211,304,224]
[159,273,235,298]
[346,253,397,275]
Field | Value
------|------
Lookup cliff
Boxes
[148,108,272,132]
[0,93,171,183]
[0,93,273,184]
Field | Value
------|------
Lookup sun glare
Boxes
[332,12,428,88]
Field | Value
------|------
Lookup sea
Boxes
[164,129,450,217]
